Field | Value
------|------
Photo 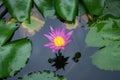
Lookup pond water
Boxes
[4,18,120,80]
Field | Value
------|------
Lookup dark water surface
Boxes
[5,18,120,80]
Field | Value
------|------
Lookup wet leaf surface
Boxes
[0,20,32,78]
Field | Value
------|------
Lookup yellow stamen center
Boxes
[54,36,65,47]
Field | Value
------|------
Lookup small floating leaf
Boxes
[72,52,81,63]
[18,71,67,80]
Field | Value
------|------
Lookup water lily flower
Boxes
[44,25,73,53]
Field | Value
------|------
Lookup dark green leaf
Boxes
[83,0,106,15]
[101,0,120,18]
[78,1,87,16]
[55,0,78,22]
[0,0,2,6]
[18,71,67,80]
[0,20,32,78]
[3,0,32,22]
[0,20,18,45]
[92,45,120,71]
[34,0,55,18]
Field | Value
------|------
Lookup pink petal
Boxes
[66,30,73,39]
[61,26,66,35]
[55,28,60,36]
[50,45,56,49]
[49,32,55,38]
[65,40,72,45]
[52,49,57,53]
[44,42,54,47]
[50,25,54,31]
[61,47,66,52]
[43,34,53,41]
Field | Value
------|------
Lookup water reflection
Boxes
[48,50,81,71]
[48,50,69,70]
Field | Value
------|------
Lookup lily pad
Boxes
[3,0,32,22]
[34,0,55,18]
[86,18,120,71]
[55,0,78,22]
[18,71,67,80]
[85,18,120,47]
[92,45,120,71]
[0,20,32,78]
[0,0,2,6]
[78,1,87,16]
[101,0,120,18]
[83,0,106,15]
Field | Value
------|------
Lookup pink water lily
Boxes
[44,25,73,53]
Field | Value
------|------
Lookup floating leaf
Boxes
[83,0,106,15]
[18,71,67,80]
[101,0,120,18]
[78,1,87,16]
[102,28,120,41]
[72,52,81,63]
[85,18,120,47]
[86,18,120,71]
[55,0,78,22]
[92,45,120,71]
[21,16,45,36]
[0,20,18,45]
[0,20,32,78]
[3,0,32,22]
[7,18,17,24]
[34,0,55,18]
[0,0,2,6]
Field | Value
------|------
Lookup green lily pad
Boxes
[78,1,87,16]
[101,0,120,18]
[83,0,106,15]
[18,71,67,80]
[86,18,120,71]
[92,45,120,71]
[85,18,120,47]
[0,0,2,6]
[3,0,32,22]
[55,0,78,22]
[0,20,32,78]
[34,0,55,18]
[102,28,120,41]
